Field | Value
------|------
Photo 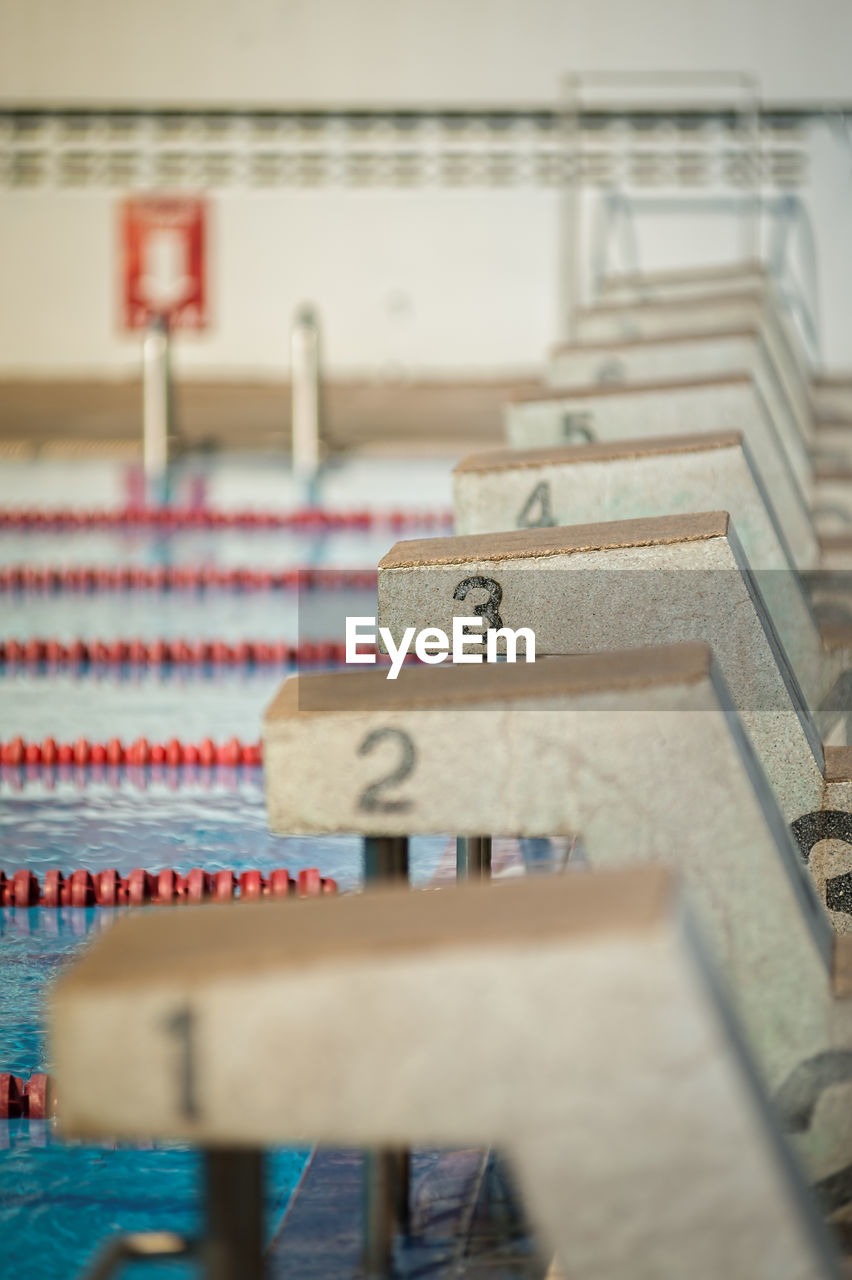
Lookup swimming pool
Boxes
[0,454,455,1277]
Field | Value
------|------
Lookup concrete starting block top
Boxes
[375,512,852,930]
[598,260,770,305]
[592,265,812,402]
[575,289,770,343]
[813,376,852,423]
[265,644,741,838]
[505,375,815,565]
[572,288,811,439]
[50,870,841,1279]
[452,433,843,719]
[262,645,852,1127]
[546,325,812,488]
[813,468,852,539]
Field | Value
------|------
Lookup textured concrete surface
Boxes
[572,287,813,444]
[506,376,815,556]
[52,872,840,1278]
[452,433,833,716]
[377,515,828,833]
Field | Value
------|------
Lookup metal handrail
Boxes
[559,70,762,340]
[290,304,322,486]
[142,314,172,492]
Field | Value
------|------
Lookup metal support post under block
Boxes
[364,835,409,884]
[362,836,411,1275]
[362,1150,396,1278]
[456,836,492,880]
[204,1148,265,1280]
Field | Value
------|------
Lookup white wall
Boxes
[2,0,852,106]
[1,1,851,377]
[0,188,559,377]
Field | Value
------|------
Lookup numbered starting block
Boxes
[546,331,852,546]
[592,263,812,428]
[375,515,852,934]
[573,279,812,444]
[452,432,847,722]
[263,652,852,1220]
[506,375,814,564]
[592,261,808,411]
[504,370,852,631]
[547,269,852,536]
[597,260,769,305]
[51,870,842,1279]
[814,377,852,476]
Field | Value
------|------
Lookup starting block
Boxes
[813,378,852,479]
[592,262,813,431]
[549,329,773,389]
[546,324,852,542]
[814,378,852,425]
[812,377,852,475]
[548,326,804,461]
[261,651,852,1210]
[550,273,852,538]
[814,468,852,539]
[375,514,852,934]
[452,433,845,720]
[505,375,815,560]
[597,260,770,306]
[51,870,842,1278]
[575,289,776,343]
[573,286,812,444]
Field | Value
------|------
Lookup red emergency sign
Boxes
[121,196,207,330]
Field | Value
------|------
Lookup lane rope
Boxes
[0,637,347,668]
[1,735,262,767]
[0,565,378,593]
[0,1074,56,1119]
[0,506,452,532]
[0,864,337,908]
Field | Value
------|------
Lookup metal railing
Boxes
[142,313,173,493]
[290,304,322,486]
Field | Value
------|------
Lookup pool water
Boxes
[0,1133,308,1279]
[0,456,456,1278]
[0,908,305,1280]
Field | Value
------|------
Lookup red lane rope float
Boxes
[0,565,378,593]
[0,1073,56,1119]
[0,865,337,908]
[1,736,262,767]
[0,506,453,532]
[0,638,347,669]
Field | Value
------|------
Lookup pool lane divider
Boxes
[0,865,338,908]
[0,565,378,593]
[0,506,453,533]
[0,862,340,1114]
[0,637,349,668]
[0,1073,56,1119]
[1,736,262,767]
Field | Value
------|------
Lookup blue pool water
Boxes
[0,1131,308,1279]
[0,908,308,1279]
[0,456,457,1277]
[0,813,447,1280]
[0,795,448,895]
[1,670,296,741]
